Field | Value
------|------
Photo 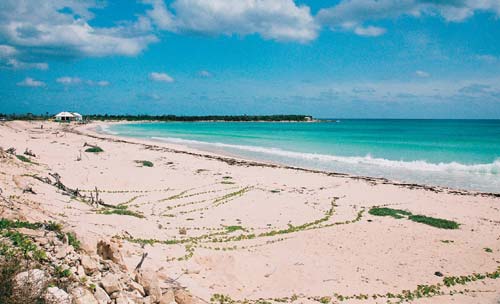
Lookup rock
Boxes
[71,287,99,304]
[13,269,48,297]
[94,286,111,304]
[37,237,49,245]
[135,269,162,301]
[174,289,203,304]
[55,245,73,259]
[44,287,71,304]
[101,273,121,294]
[17,227,45,238]
[81,255,99,275]
[129,279,146,297]
[115,292,135,304]
[97,240,126,269]
[160,289,176,304]
[434,271,444,277]
[77,265,85,278]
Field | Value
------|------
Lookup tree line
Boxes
[0,113,313,122]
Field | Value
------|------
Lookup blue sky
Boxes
[1,0,500,118]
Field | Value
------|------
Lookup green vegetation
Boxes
[369,207,460,229]
[100,207,144,218]
[15,154,32,163]
[85,114,313,122]
[55,265,71,278]
[368,207,411,219]
[66,232,81,250]
[225,226,244,232]
[484,247,493,253]
[85,146,104,153]
[408,214,459,230]
[135,160,154,167]
[1,230,47,261]
[210,266,500,304]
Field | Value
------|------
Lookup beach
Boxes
[1,120,499,303]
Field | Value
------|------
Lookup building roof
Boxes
[55,112,75,118]
[72,112,82,117]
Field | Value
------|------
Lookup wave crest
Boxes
[151,136,500,175]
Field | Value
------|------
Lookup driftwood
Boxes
[22,186,36,194]
[134,252,148,271]
[24,148,36,157]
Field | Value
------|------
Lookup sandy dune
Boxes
[1,120,499,303]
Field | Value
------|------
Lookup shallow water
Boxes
[105,120,500,193]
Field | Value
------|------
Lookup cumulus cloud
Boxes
[0,44,48,70]
[415,70,430,77]
[317,0,500,36]
[57,76,82,85]
[150,72,174,83]
[0,0,157,61]
[145,0,318,42]
[57,76,110,86]
[17,77,45,87]
[353,25,386,37]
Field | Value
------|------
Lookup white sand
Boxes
[1,120,499,303]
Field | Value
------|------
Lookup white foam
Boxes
[99,125,118,135]
[151,136,500,175]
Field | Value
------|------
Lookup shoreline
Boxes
[87,121,500,198]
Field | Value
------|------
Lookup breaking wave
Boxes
[151,136,500,175]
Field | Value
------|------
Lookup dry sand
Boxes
[1,120,499,303]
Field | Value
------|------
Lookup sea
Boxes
[102,120,500,193]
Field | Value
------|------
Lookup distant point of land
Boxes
[0,113,314,122]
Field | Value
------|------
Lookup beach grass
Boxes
[135,160,154,167]
[369,207,459,229]
[407,214,459,229]
[368,207,412,219]
[15,154,31,163]
[85,146,104,153]
[101,208,144,218]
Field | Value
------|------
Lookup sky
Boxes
[1,0,500,118]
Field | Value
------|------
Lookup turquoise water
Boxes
[105,120,500,193]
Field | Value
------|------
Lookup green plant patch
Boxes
[408,214,459,229]
[135,160,153,167]
[368,207,412,219]
[101,208,144,218]
[15,154,31,163]
[484,247,493,253]
[0,218,42,230]
[85,146,104,153]
[226,225,244,232]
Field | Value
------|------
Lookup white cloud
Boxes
[150,72,174,83]
[96,80,110,87]
[57,76,82,85]
[0,1,157,59]
[0,44,17,58]
[353,25,386,37]
[416,70,430,78]
[318,0,500,36]
[17,77,45,87]
[56,76,110,86]
[0,44,48,70]
[145,0,318,42]
[198,70,213,78]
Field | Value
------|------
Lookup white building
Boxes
[55,112,83,122]
[72,112,83,121]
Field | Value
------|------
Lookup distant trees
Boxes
[0,113,312,122]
